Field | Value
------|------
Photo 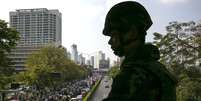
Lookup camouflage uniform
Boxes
[103,45,177,101]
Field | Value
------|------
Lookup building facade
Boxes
[8,8,62,71]
[67,51,71,60]
[90,56,94,68]
[71,44,78,64]
[78,54,86,65]
[99,59,110,69]
[93,51,110,70]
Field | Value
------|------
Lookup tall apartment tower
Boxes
[8,8,62,71]
[90,56,95,68]
[94,51,106,69]
[71,44,78,64]
[78,54,86,65]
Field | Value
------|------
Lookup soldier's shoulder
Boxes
[122,60,147,68]
[121,60,153,77]
[123,60,177,84]
[147,61,178,84]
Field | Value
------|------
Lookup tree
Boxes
[0,20,19,51]
[18,45,89,88]
[25,46,68,87]
[0,19,19,89]
[107,65,120,78]
[0,19,19,73]
[153,20,201,101]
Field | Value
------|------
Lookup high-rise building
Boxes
[8,8,62,71]
[86,60,91,66]
[98,51,105,60]
[67,51,71,60]
[78,54,85,65]
[90,56,94,68]
[94,52,100,69]
[94,51,107,69]
[107,57,110,68]
[71,44,78,64]
[99,59,110,69]
[99,56,110,74]
[10,8,62,46]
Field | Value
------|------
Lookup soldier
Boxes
[102,1,177,101]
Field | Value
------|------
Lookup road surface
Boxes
[89,76,112,101]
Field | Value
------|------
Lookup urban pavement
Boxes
[89,76,112,101]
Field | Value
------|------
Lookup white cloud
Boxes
[160,0,189,4]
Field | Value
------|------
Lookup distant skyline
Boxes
[0,0,201,62]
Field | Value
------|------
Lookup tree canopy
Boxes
[153,21,201,101]
[0,19,19,74]
[0,19,19,89]
[16,45,90,87]
[0,20,19,53]
[107,65,120,78]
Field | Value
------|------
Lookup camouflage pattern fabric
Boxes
[103,46,177,101]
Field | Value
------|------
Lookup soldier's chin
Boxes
[113,50,124,57]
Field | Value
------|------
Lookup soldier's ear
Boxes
[129,25,140,41]
[121,25,139,45]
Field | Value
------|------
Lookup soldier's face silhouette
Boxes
[108,29,124,56]
[106,20,139,57]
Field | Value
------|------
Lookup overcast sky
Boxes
[0,0,201,62]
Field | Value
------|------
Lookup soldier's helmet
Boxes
[103,1,152,36]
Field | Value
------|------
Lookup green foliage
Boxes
[0,19,19,74]
[0,19,19,89]
[15,45,90,87]
[153,21,201,101]
[0,20,20,52]
[108,65,120,78]
[177,74,201,101]
[0,75,13,90]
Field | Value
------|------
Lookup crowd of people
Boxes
[4,75,101,101]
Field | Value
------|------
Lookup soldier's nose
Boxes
[108,38,112,45]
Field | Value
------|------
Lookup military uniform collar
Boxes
[121,46,146,69]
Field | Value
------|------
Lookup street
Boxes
[89,76,112,101]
